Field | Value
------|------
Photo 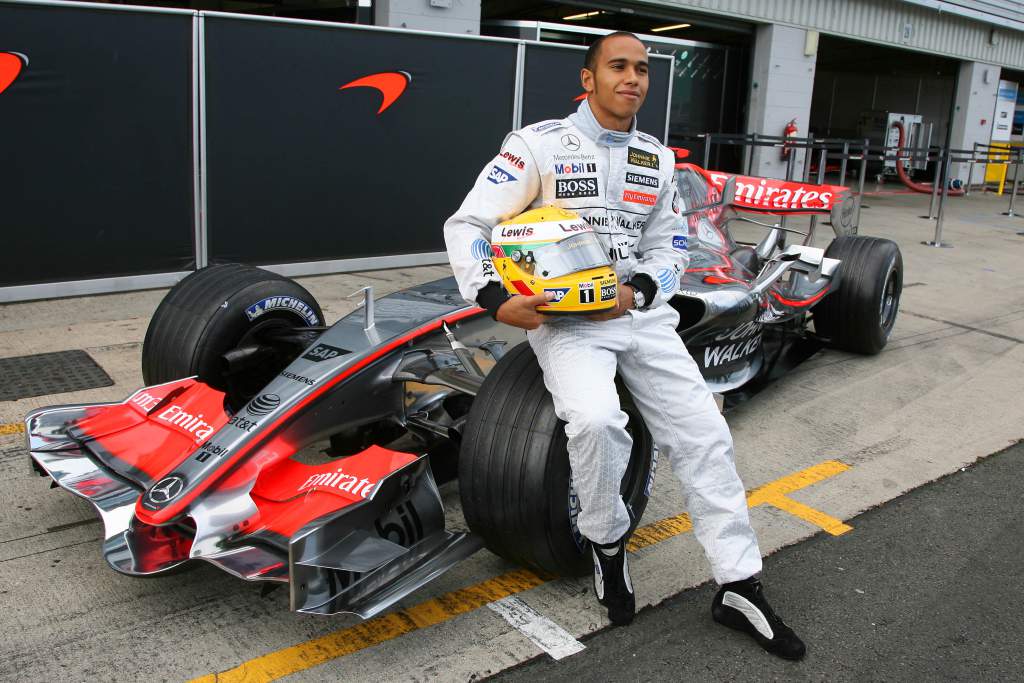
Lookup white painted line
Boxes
[487,596,586,660]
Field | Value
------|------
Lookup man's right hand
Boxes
[496,292,555,330]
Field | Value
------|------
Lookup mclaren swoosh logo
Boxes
[0,52,28,95]
[339,71,411,114]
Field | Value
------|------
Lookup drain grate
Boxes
[0,350,114,401]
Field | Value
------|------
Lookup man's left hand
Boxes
[587,284,635,321]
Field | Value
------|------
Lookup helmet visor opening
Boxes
[533,233,609,279]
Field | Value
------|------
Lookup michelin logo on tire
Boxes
[245,296,320,326]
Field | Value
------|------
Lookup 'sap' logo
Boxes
[339,71,411,114]
[303,343,346,362]
[487,166,516,185]
[0,52,28,95]
[544,288,570,302]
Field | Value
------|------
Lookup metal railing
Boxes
[676,132,1024,249]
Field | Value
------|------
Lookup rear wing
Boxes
[680,164,858,232]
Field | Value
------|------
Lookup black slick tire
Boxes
[813,235,903,355]
[141,263,323,401]
[459,341,655,577]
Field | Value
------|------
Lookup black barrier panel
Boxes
[521,44,669,143]
[0,5,195,287]
[204,19,517,265]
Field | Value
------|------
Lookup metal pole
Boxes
[852,139,870,231]
[802,139,813,182]
[806,146,828,244]
[742,138,752,177]
[982,142,991,190]
[839,141,849,186]
[779,141,797,247]
[1002,154,1021,216]
[965,157,974,197]
[922,152,940,220]
[857,138,869,198]
[924,151,953,248]
[703,133,712,169]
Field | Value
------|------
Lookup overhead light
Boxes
[651,23,691,32]
[564,11,600,20]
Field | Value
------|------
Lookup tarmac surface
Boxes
[494,440,1024,682]
[1,183,1022,681]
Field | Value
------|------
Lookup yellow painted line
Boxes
[764,495,854,536]
[747,460,854,536]
[193,460,851,683]
[627,512,692,552]
[189,569,547,683]
[0,422,25,436]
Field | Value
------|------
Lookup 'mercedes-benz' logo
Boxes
[561,134,581,151]
[246,393,280,416]
[148,475,185,504]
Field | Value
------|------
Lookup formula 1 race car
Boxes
[26,166,901,618]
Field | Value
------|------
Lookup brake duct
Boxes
[892,121,964,196]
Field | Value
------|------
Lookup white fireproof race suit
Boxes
[443,99,762,583]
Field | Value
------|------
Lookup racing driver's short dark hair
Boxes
[584,31,645,72]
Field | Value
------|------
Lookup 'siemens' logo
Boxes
[339,71,411,114]
[0,52,28,95]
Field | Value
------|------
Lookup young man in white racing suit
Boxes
[443,32,805,660]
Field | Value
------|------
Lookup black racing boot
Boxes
[712,577,806,660]
[592,538,635,626]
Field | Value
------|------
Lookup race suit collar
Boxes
[569,98,636,148]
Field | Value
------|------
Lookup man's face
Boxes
[582,35,649,122]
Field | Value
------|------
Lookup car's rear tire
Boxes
[459,341,655,577]
[814,235,902,354]
[142,263,323,404]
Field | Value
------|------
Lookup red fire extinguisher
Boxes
[781,118,798,160]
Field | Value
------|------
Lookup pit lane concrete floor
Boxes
[0,187,1021,682]
[494,440,1024,682]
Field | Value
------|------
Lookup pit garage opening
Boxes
[482,2,754,168]
[809,33,960,187]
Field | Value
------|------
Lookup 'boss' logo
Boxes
[556,177,599,199]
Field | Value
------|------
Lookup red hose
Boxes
[892,121,964,195]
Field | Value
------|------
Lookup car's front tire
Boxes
[813,235,903,354]
[458,341,655,577]
[142,263,323,405]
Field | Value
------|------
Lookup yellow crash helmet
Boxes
[491,206,617,314]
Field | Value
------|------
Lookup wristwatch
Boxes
[631,286,646,311]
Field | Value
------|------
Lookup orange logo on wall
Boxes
[0,52,28,95]
[339,71,411,114]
